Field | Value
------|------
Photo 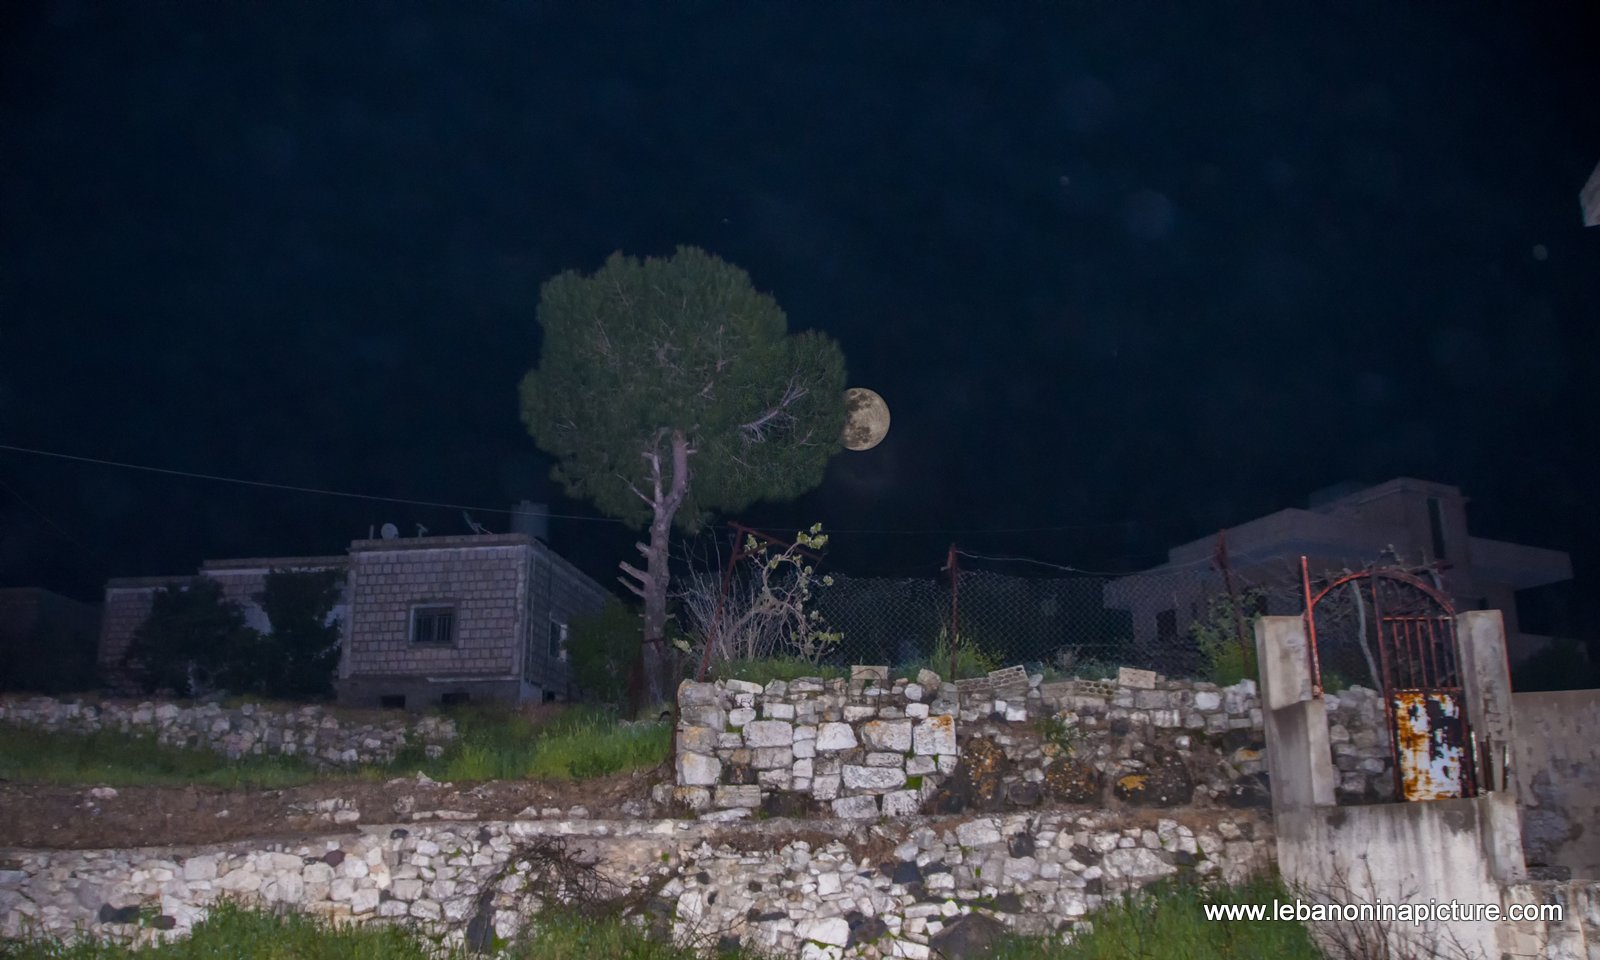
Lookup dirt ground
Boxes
[0,765,669,851]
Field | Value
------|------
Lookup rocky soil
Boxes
[0,766,669,851]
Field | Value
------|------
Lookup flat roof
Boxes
[201,555,349,572]
[349,533,538,553]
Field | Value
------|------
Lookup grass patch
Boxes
[710,657,844,686]
[2,900,452,959]
[989,875,1323,960]
[0,902,763,959]
[0,726,324,790]
[403,705,671,783]
[0,702,671,789]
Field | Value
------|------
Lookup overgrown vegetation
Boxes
[901,627,1000,680]
[1037,713,1080,757]
[569,598,646,707]
[711,657,845,686]
[675,525,843,672]
[1191,590,1262,686]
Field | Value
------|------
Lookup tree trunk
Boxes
[1349,579,1382,691]
[620,429,693,713]
[637,511,672,706]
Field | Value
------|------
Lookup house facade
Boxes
[1103,478,1572,665]
[97,532,611,708]
[336,533,610,708]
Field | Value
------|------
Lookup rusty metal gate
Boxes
[1302,559,1477,801]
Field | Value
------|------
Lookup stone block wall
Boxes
[674,666,960,821]
[0,809,1276,957]
[0,696,456,767]
[674,666,1397,819]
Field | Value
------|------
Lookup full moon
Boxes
[841,387,890,451]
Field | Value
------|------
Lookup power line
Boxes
[0,440,1152,539]
[0,441,626,524]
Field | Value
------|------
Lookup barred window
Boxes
[411,605,456,646]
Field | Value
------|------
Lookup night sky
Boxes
[1,4,1596,641]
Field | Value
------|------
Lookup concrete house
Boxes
[98,507,612,708]
[1103,478,1572,665]
[336,531,609,708]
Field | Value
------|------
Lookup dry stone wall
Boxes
[673,666,1396,818]
[0,809,1275,958]
[0,696,456,767]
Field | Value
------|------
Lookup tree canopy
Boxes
[520,246,846,531]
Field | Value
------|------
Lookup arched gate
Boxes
[1301,558,1478,801]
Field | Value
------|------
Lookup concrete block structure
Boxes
[97,532,611,709]
[336,533,609,708]
[1105,478,1572,664]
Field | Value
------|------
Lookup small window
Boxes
[412,605,456,646]
[548,618,569,661]
[379,694,406,710]
[1156,609,1177,643]
[440,691,470,707]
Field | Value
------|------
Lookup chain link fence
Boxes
[813,561,1288,680]
[672,528,1314,683]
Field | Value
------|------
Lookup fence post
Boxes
[946,543,960,674]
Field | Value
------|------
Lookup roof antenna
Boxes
[415,523,429,538]
[462,511,489,535]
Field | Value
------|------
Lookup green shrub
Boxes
[1191,591,1261,687]
[569,598,646,707]
[903,627,1000,681]
[121,579,262,698]
[245,568,346,700]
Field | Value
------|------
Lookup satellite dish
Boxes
[380,523,399,540]
[841,387,890,451]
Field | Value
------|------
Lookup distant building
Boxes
[0,587,101,693]
[1103,478,1572,665]
[98,513,611,708]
